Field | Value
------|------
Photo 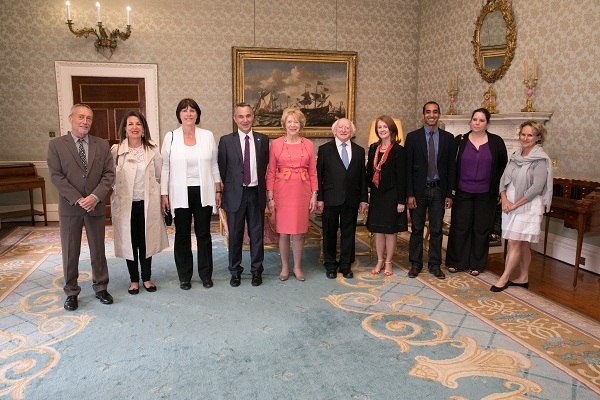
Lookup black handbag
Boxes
[164,210,173,226]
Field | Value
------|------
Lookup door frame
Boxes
[55,61,160,145]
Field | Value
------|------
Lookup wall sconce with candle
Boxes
[65,1,132,59]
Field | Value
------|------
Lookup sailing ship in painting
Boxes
[253,81,345,127]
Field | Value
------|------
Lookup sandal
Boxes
[372,259,385,275]
[383,261,393,276]
[447,267,460,273]
[469,269,480,276]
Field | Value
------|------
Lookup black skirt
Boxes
[366,185,408,234]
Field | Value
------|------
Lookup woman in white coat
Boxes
[161,98,222,290]
[111,110,169,295]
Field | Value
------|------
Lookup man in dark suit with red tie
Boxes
[405,101,457,279]
[317,118,368,279]
[47,104,115,311]
[218,103,270,287]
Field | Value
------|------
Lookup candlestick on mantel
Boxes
[127,6,131,25]
[533,59,538,79]
[96,2,101,23]
[524,60,528,81]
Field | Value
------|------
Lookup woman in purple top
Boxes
[446,108,507,275]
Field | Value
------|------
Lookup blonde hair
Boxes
[280,107,306,129]
[519,120,546,144]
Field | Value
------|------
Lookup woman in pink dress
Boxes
[266,108,318,282]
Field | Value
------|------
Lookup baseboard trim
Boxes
[531,232,600,275]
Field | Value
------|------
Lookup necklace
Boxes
[283,137,305,173]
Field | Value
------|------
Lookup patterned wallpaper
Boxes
[0,0,598,178]
[417,0,600,181]
[0,0,419,161]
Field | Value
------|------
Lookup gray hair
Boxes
[233,102,254,116]
[70,103,93,116]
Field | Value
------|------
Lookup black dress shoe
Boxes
[230,274,241,287]
[64,295,78,311]
[490,283,509,292]
[430,267,445,279]
[408,266,421,278]
[202,279,214,288]
[180,281,191,290]
[251,274,262,287]
[341,269,354,279]
[507,281,529,289]
[95,290,114,305]
[326,270,337,279]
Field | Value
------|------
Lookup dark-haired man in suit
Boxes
[317,118,368,279]
[405,101,457,279]
[47,103,115,311]
[218,103,269,287]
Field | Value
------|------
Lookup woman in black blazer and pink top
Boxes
[445,108,507,275]
[366,116,408,276]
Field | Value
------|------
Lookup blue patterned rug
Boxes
[0,226,598,399]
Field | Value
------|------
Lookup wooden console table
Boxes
[0,163,48,226]
[543,178,600,288]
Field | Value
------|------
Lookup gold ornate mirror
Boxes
[472,0,516,83]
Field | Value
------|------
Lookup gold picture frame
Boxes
[232,47,357,138]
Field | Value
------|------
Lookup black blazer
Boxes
[454,131,508,195]
[317,139,368,207]
[366,142,407,204]
[405,127,457,199]
[217,131,270,212]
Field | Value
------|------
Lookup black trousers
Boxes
[173,186,213,282]
[226,186,264,276]
[126,200,152,282]
[409,186,444,270]
[322,203,358,272]
[445,190,497,271]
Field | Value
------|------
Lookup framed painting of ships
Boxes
[232,47,357,138]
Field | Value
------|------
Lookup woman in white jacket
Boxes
[161,98,222,290]
[111,111,169,295]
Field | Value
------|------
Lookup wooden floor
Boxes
[1,220,598,321]
[487,252,600,321]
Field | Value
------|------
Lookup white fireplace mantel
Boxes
[440,112,553,156]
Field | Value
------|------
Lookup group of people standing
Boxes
[404,102,552,293]
[48,99,552,311]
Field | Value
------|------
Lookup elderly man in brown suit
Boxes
[47,104,115,311]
